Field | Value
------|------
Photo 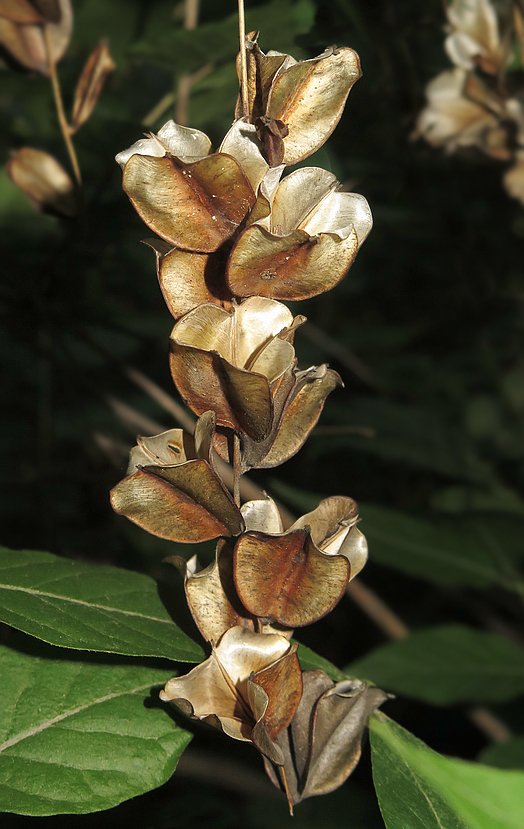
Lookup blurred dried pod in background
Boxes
[71,39,115,133]
[6,147,77,216]
[0,0,72,74]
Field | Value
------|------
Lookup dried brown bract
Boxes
[228,166,372,301]
[71,39,115,133]
[234,496,367,628]
[169,297,299,442]
[0,0,72,74]
[416,0,524,203]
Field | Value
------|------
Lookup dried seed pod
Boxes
[234,496,367,628]
[71,39,115,133]
[150,241,233,321]
[227,167,372,301]
[169,297,298,442]
[122,152,255,253]
[0,0,72,74]
[160,625,302,764]
[445,0,510,76]
[212,363,342,472]
[117,118,270,254]
[165,540,256,644]
[110,412,244,543]
[236,39,362,166]
[415,68,512,159]
[6,147,77,216]
[264,670,388,808]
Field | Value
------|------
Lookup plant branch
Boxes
[238,0,249,117]
[175,0,201,126]
[233,434,242,507]
[183,0,199,29]
[44,25,81,186]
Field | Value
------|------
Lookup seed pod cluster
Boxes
[112,35,385,811]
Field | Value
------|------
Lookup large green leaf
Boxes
[360,506,524,590]
[348,625,524,705]
[0,637,191,816]
[0,547,204,662]
[371,714,524,829]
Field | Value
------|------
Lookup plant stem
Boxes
[238,0,249,117]
[184,0,199,29]
[44,25,82,186]
[175,0,201,125]
[233,433,242,507]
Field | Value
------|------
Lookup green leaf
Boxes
[479,738,524,770]
[371,714,524,829]
[0,637,191,816]
[0,546,204,662]
[296,642,348,681]
[360,506,524,590]
[371,714,466,829]
[348,625,524,705]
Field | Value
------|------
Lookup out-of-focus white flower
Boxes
[445,0,508,75]
[416,68,511,159]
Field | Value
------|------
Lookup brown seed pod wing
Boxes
[177,541,255,644]
[129,428,196,471]
[291,495,358,546]
[303,677,389,798]
[263,669,333,802]
[170,343,274,442]
[159,247,232,320]
[122,153,255,252]
[234,529,350,627]
[161,626,294,744]
[248,643,302,764]
[110,460,243,543]
[259,366,342,468]
[228,225,359,301]
[264,671,388,806]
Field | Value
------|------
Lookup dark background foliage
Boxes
[2,0,524,826]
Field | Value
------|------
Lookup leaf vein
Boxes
[0,683,156,753]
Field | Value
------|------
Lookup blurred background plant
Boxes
[2,0,524,827]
